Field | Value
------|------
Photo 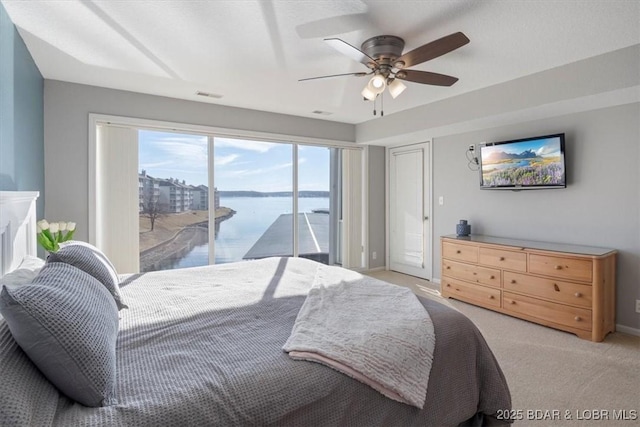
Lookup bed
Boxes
[0,191,511,426]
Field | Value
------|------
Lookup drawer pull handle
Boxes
[490,275,495,279]
[510,279,516,284]
[554,265,562,270]
[488,295,494,299]
[446,266,450,269]
[509,300,516,305]
[446,284,451,287]
[574,292,582,297]
[574,316,582,322]
[553,284,560,292]
[456,250,461,254]
[455,288,460,291]
[499,257,505,261]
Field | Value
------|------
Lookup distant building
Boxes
[138,175,144,212]
[139,173,213,213]
[139,170,160,212]
[191,185,209,210]
[158,178,192,213]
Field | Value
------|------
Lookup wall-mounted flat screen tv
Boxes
[479,133,566,190]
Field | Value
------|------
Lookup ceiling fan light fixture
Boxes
[369,74,386,90]
[388,79,407,99]
[361,86,377,101]
[303,32,469,117]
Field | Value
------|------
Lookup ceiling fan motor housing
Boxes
[361,35,405,65]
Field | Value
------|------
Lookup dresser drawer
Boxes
[442,242,478,263]
[503,292,592,331]
[442,259,500,288]
[479,247,527,272]
[442,277,501,309]
[529,254,592,283]
[504,272,592,308]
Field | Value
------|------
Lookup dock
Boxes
[243,212,328,263]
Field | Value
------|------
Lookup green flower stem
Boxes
[37,233,55,252]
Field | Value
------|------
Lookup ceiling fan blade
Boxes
[395,32,469,68]
[324,38,376,66]
[299,72,368,82]
[395,70,459,86]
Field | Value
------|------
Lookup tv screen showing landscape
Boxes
[480,134,565,189]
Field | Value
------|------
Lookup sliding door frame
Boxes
[88,113,368,269]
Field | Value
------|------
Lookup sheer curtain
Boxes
[341,149,364,269]
[94,124,139,273]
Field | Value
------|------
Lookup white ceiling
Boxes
[3,0,639,124]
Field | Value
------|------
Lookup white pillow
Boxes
[0,256,46,286]
[18,256,46,271]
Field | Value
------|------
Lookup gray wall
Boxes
[43,80,361,243]
[432,103,640,330]
[0,3,44,218]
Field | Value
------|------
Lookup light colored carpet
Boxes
[366,270,640,426]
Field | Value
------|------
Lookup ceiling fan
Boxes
[300,32,469,111]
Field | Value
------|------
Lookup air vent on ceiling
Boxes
[312,110,332,115]
[196,91,223,99]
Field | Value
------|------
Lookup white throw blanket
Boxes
[283,265,435,409]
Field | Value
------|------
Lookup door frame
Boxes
[385,140,433,280]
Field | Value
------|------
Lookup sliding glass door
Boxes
[100,123,364,273]
[297,145,331,264]
[213,138,293,264]
[137,130,210,272]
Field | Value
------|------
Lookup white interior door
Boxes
[389,143,431,279]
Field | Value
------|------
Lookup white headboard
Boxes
[0,191,39,277]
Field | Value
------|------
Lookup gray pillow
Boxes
[47,241,128,310]
[0,262,119,407]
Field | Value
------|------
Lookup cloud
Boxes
[214,137,275,153]
[244,161,293,176]
[535,142,560,157]
[215,154,239,166]
[140,160,172,169]
[222,161,293,178]
[144,136,208,170]
[139,132,209,185]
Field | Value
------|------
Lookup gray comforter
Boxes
[1,257,511,426]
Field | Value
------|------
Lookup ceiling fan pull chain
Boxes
[373,94,377,116]
[381,92,384,117]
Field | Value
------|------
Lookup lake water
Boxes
[167,196,329,269]
[489,159,533,170]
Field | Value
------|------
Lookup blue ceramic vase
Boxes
[456,220,471,236]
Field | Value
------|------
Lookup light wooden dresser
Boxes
[440,235,616,342]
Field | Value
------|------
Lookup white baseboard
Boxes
[615,324,640,337]
[432,277,441,285]
[363,266,387,273]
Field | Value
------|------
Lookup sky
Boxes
[138,130,330,192]
[480,136,562,159]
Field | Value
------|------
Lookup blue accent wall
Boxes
[0,3,44,217]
